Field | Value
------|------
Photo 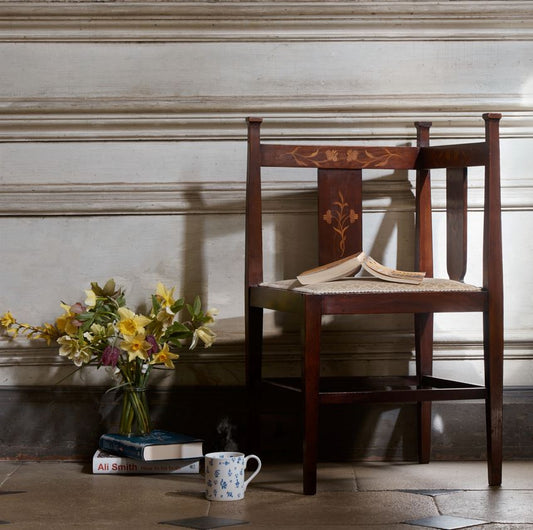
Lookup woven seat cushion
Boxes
[260,277,482,295]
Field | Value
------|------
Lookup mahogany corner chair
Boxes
[245,114,503,495]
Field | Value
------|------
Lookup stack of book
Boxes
[93,429,204,475]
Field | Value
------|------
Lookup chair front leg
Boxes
[302,296,322,495]
[246,304,264,455]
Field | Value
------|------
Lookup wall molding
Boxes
[1,335,532,363]
[1,97,531,141]
[0,331,531,386]
[0,180,530,216]
[0,1,532,42]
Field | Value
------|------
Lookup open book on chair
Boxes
[296,251,426,286]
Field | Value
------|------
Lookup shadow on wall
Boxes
[247,167,421,462]
[0,383,509,462]
[0,167,427,462]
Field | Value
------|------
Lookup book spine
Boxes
[93,456,199,475]
[99,437,143,460]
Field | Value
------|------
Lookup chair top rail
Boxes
[260,144,419,170]
[417,142,488,169]
[260,142,489,171]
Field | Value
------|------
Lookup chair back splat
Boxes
[244,115,503,495]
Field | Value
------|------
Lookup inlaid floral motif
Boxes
[288,146,404,168]
[323,191,358,256]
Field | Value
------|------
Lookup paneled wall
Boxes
[1,1,533,393]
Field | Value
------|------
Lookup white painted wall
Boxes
[0,1,532,387]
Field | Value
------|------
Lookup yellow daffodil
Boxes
[84,289,97,308]
[156,282,175,308]
[150,343,179,368]
[117,307,151,337]
[120,332,152,362]
[56,303,80,336]
[190,325,216,349]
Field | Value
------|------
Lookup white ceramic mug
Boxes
[204,451,262,501]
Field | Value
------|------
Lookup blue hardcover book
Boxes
[99,430,204,461]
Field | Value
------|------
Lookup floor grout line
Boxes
[0,462,24,489]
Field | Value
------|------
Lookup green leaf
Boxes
[167,337,184,347]
[164,321,190,334]
[171,298,185,314]
[102,279,117,296]
[192,295,202,316]
[80,319,94,333]
[90,282,105,296]
[151,294,161,314]
[186,297,202,320]
[163,321,192,342]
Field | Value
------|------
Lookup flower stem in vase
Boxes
[119,386,151,436]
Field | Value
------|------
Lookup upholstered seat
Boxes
[260,277,482,295]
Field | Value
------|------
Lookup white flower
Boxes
[84,290,97,308]
[190,325,216,349]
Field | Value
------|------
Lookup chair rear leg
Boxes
[415,312,434,463]
[302,297,322,495]
[246,305,264,454]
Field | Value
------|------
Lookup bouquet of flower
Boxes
[1,279,217,435]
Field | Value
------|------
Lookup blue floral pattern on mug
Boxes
[204,451,262,502]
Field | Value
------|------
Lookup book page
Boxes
[363,255,425,281]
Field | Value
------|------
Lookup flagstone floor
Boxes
[1,460,533,529]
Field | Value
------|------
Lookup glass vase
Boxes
[119,386,151,436]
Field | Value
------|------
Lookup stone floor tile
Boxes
[354,462,493,491]
[436,490,533,524]
[493,462,533,489]
[399,489,463,497]
[252,462,356,494]
[0,461,24,487]
[159,515,249,528]
[0,462,209,528]
[230,525,430,530]
[474,523,533,530]
[405,514,488,529]
[208,490,439,527]
[1,461,533,529]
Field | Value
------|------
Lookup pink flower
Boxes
[101,346,120,367]
[146,335,160,356]
[70,303,86,314]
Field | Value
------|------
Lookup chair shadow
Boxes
[169,170,419,463]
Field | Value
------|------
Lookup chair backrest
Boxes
[246,115,502,296]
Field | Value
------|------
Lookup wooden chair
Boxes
[245,114,503,495]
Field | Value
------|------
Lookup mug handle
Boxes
[243,454,262,491]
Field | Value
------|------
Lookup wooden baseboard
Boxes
[0,385,531,461]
